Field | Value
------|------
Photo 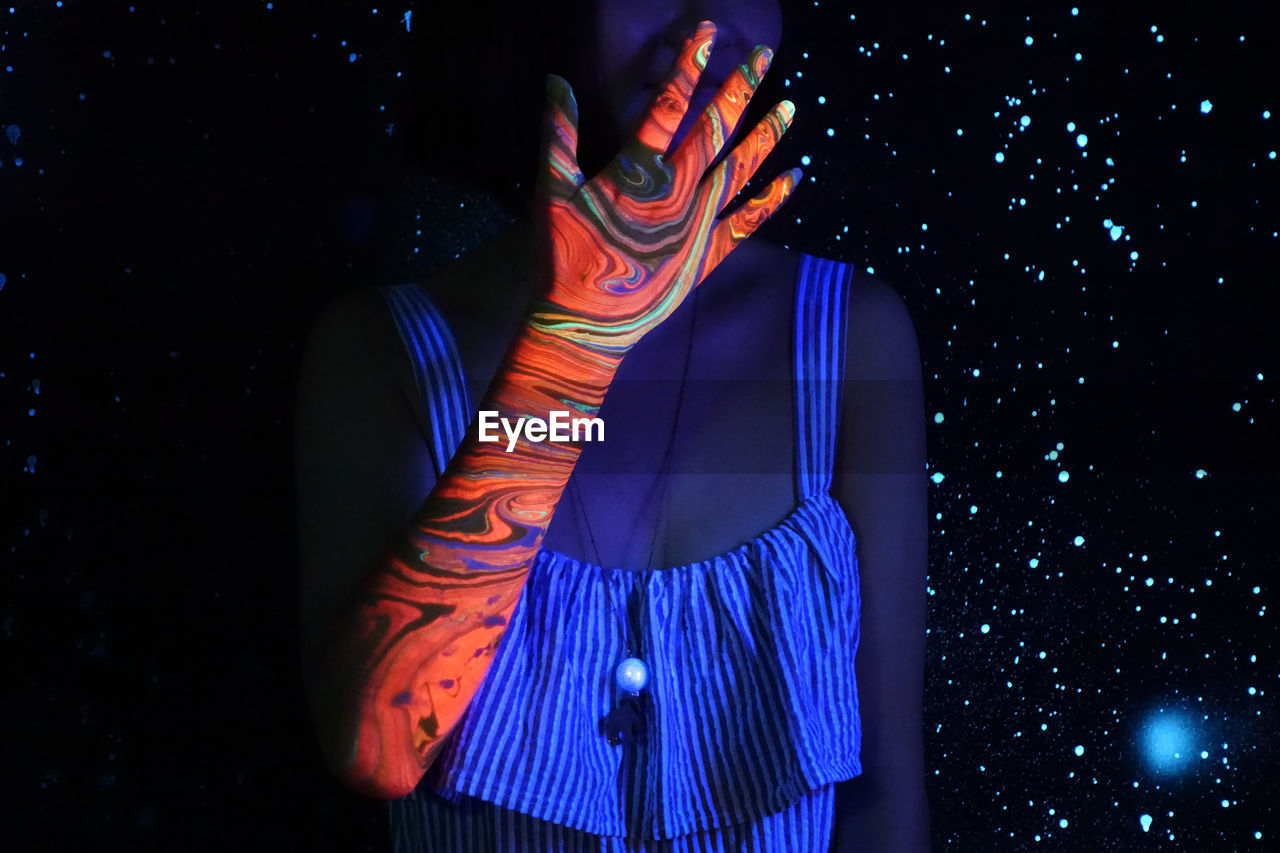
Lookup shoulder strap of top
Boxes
[373,284,473,478]
[793,253,854,498]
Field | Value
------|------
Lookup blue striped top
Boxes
[374,252,862,852]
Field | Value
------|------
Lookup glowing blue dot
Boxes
[1067,121,1076,132]
[1110,225,1123,240]
[1071,7,1079,15]
[931,472,945,484]
[1140,814,1153,832]
[956,128,964,136]
[1270,151,1276,160]
[1075,52,1082,61]
[1073,535,1084,546]
[826,127,835,137]
[818,95,826,104]
[1029,558,1039,569]
[1201,750,1209,759]
[1265,110,1272,119]
[1077,133,1089,148]
[934,412,944,424]
[1020,115,1031,127]
[980,623,990,633]
[1130,251,1139,260]
[1221,799,1230,808]
[1254,586,1262,594]
[1059,819,1068,829]
[801,155,811,166]
[1074,745,1084,756]
[1195,469,1207,479]
[1200,99,1213,114]
[1145,577,1154,586]
[1248,686,1256,695]
[969,505,978,515]
[1025,36,1034,46]
[1059,471,1070,483]
[995,152,1005,163]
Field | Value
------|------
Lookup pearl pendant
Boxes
[615,656,650,694]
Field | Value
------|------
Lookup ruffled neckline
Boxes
[536,491,850,576]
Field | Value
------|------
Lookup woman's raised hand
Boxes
[530,20,801,355]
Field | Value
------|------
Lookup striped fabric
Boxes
[373,252,861,852]
[376,284,472,473]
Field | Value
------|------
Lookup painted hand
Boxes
[530,19,801,356]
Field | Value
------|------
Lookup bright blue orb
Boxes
[616,657,650,694]
[1140,710,1196,773]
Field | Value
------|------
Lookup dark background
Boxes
[3,1,1276,850]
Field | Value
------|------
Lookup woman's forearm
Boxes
[316,318,620,800]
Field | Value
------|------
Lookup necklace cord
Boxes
[570,289,698,663]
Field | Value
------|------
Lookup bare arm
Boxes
[831,276,931,852]
[295,23,800,801]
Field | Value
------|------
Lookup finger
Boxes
[699,167,803,283]
[537,74,585,199]
[671,44,775,179]
[632,20,716,155]
[705,99,796,213]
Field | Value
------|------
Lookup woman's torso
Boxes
[375,232,865,847]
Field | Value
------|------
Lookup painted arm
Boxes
[311,21,802,800]
[831,279,931,851]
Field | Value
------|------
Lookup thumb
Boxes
[537,74,585,198]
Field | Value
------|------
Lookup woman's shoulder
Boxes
[842,267,920,383]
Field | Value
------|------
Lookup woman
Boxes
[295,2,929,850]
